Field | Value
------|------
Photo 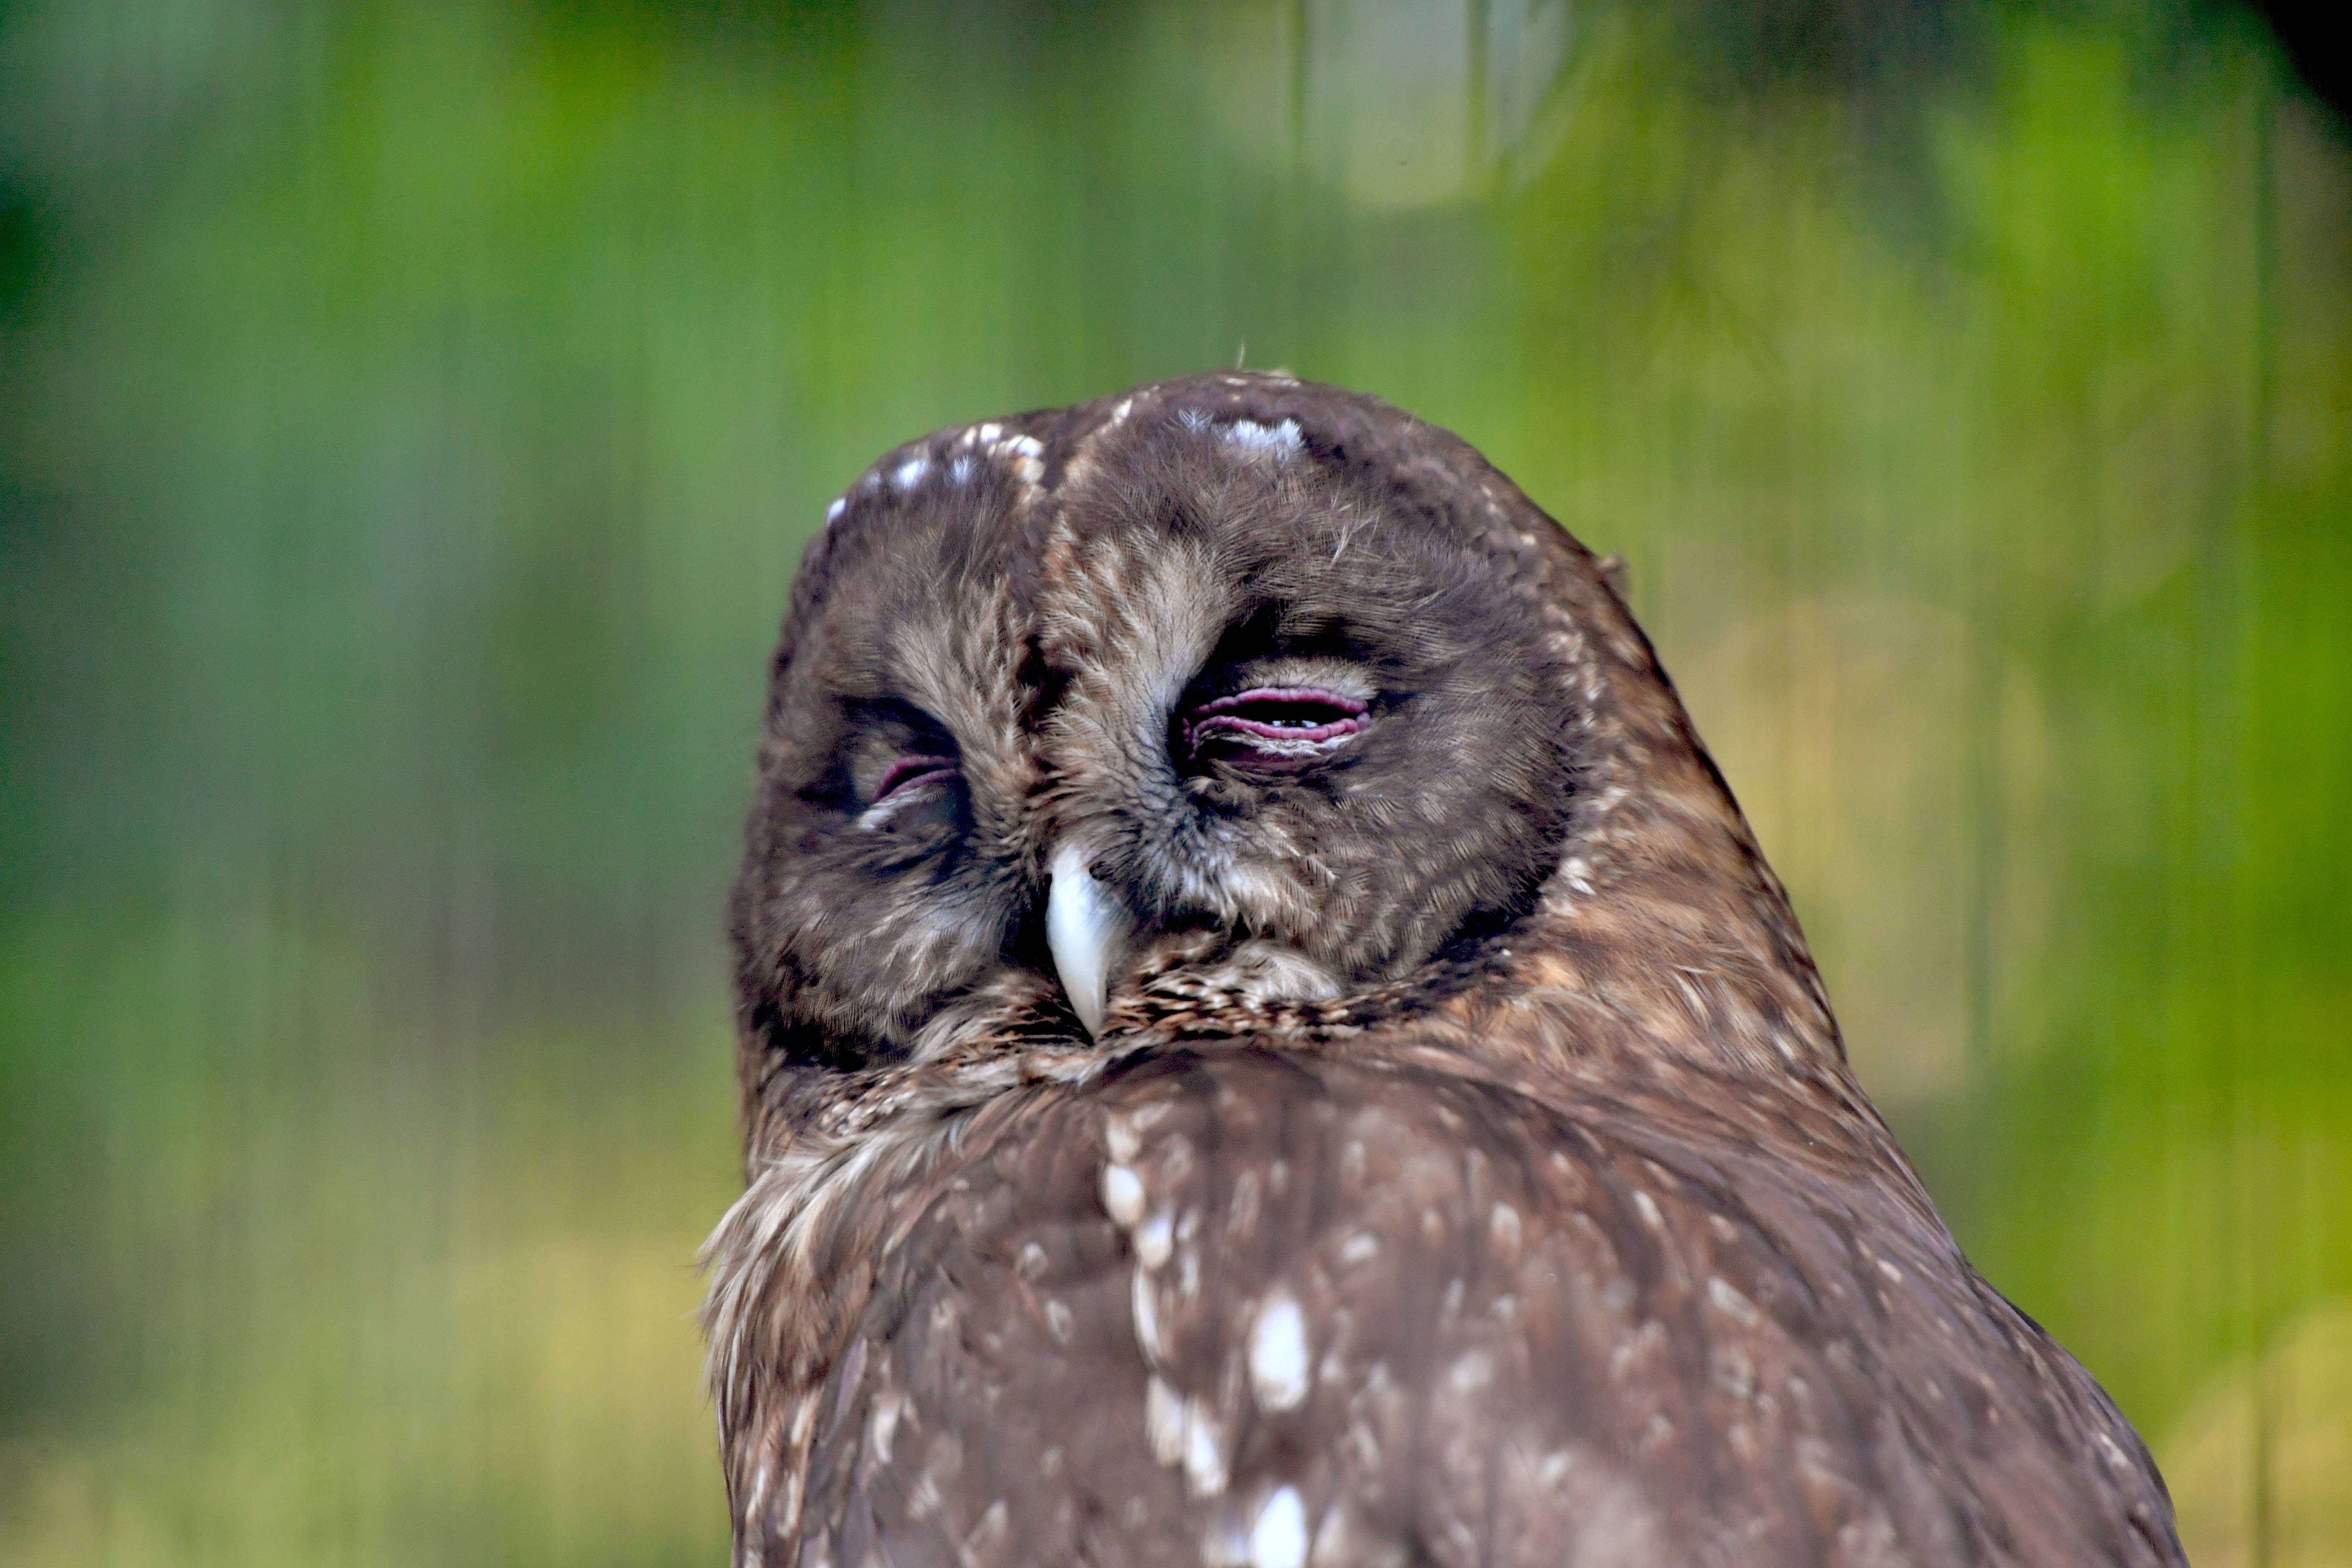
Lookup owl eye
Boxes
[872,754,960,806]
[1181,687,1368,774]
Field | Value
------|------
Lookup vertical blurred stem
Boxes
[2250,60,2277,1568]
[1284,0,1311,356]
[1465,0,1491,198]
[2230,30,2277,1568]
[1960,134,2006,1196]
[1961,606,2004,1085]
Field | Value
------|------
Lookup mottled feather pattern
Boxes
[706,374,2183,1566]
[720,1046,2174,1566]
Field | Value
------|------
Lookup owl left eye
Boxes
[1181,687,1368,773]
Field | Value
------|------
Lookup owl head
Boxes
[731,374,1827,1138]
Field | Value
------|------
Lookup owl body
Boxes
[706,375,2182,1566]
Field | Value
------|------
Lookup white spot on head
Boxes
[1632,1190,1664,1230]
[893,456,931,490]
[1877,1258,1904,1284]
[949,455,976,485]
[1045,1298,1075,1343]
[1102,1163,1146,1227]
[1249,1293,1311,1411]
[1222,417,1303,457]
[1337,1233,1379,1266]
[1178,408,1211,431]
[1248,1486,1308,1568]
[1489,1203,1522,1257]
[825,496,846,523]
[976,422,1004,443]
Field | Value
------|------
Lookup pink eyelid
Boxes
[1184,686,1369,749]
[873,754,958,803]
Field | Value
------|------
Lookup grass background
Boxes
[3,1,2347,1561]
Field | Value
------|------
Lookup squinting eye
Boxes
[1182,687,1368,773]
[872,754,958,806]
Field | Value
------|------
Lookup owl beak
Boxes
[1046,843,1131,1039]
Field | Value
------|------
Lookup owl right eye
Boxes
[872,753,958,805]
[1180,686,1369,776]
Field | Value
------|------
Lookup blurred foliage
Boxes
[1,0,2346,1563]
[2166,1300,2352,1566]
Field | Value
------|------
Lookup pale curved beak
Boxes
[1046,843,1131,1038]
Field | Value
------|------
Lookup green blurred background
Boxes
[2,0,2346,1562]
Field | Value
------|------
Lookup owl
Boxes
[702,374,2183,1567]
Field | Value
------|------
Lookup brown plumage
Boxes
[705,374,2183,1566]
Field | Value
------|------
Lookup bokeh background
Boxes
[2,0,2347,1562]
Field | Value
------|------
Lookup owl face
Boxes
[732,381,1603,1089]
[1032,410,1580,1027]
[731,439,1049,1073]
